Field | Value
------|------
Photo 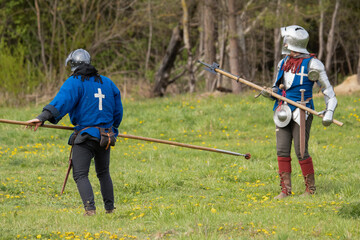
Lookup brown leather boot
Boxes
[84,209,96,216]
[274,172,292,199]
[105,209,115,214]
[300,174,316,197]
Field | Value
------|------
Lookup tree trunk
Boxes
[49,0,58,81]
[198,4,205,58]
[358,45,360,85]
[227,0,241,93]
[152,25,183,97]
[237,16,251,81]
[262,28,266,82]
[339,36,353,75]
[318,0,324,60]
[237,0,266,81]
[145,0,153,75]
[203,0,216,92]
[181,0,197,93]
[35,0,48,77]
[325,0,340,72]
[273,0,282,81]
[214,1,227,91]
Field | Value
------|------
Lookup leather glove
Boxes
[259,87,276,100]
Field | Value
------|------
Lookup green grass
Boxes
[1,91,360,239]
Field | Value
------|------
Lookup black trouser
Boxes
[71,140,114,211]
[276,114,313,161]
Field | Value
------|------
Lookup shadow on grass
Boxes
[338,202,360,219]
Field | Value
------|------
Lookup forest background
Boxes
[0,0,359,105]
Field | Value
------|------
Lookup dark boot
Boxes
[274,172,292,199]
[83,209,96,216]
[300,174,316,197]
[105,209,115,214]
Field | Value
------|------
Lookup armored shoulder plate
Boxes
[308,58,337,115]
[308,58,325,81]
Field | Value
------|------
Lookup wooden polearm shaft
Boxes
[0,119,250,158]
[119,133,250,158]
[198,61,343,127]
[0,119,74,130]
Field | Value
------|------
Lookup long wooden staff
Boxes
[198,61,344,127]
[0,119,250,158]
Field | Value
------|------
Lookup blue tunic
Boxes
[273,56,315,112]
[43,75,123,141]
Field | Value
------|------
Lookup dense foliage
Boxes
[0,0,359,103]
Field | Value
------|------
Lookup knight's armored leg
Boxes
[299,157,316,196]
[274,157,292,199]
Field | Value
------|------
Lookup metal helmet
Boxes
[281,25,309,55]
[65,49,91,71]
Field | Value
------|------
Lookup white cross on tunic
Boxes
[296,66,308,85]
[94,88,105,110]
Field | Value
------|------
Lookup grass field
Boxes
[1,91,360,239]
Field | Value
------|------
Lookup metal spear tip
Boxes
[245,153,251,159]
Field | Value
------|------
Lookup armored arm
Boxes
[308,59,337,126]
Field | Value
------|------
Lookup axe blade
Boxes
[198,60,219,74]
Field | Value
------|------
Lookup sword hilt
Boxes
[298,89,310,105]
[300,89,305,102]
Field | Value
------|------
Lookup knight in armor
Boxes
[27,49,123,215]
[261,25,337,199]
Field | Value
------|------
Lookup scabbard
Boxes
[61,147,73,195]
[299,89,307,159]
[299,109,306,159]
[60,159,72,195]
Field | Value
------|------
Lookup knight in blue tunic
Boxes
[260,26,337,199]
[27,49,123,215]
